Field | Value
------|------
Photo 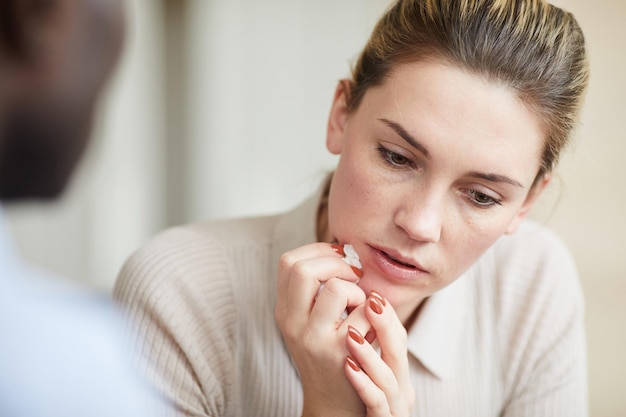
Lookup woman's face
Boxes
[326,60,549,321]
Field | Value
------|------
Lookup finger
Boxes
[345,324,401,409]
[276,243,344,295]
[310,278,366,331]
[281,256,362,333]
[339,304,372,343]
[364,291,414,409]
[365,291,408,372]
[344,356,390,416]
[283,256,344,326]
[275,243,350,319]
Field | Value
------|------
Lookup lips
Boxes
[382,251,417,269]
[367,245,429,282]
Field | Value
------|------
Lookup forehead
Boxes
[358,60,545,184]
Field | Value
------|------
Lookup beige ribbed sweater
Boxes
[113,192,588,417]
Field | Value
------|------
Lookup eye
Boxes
[466,189,502,208]
[377,146,414,168]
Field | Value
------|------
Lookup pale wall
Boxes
[530,1,626,415]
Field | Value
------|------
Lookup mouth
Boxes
[367,245,429,280]
[382,251,417,269]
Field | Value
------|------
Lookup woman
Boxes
[114,0,589,416]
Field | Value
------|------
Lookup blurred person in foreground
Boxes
[0,0,155,415]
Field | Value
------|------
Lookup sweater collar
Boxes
[406,272,470,379]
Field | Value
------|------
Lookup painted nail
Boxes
[370,297,384,315]
[331,244,345,256]
[350,265,364,278]
[346,356,361,372]
[370,290,387,306]
[348,325,365,345]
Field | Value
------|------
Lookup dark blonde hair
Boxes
[348,0,589,181]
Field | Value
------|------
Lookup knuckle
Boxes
[320,277,344,296]
[368,392,388,412]
[278,251,298,270]
[290,260,315,281]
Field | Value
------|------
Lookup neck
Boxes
[399,297,427,329]
[315,173,333,242]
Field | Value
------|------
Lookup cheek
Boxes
[445,215,513,275]
[328,157,386,238]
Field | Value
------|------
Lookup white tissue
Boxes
[342,244,362,269]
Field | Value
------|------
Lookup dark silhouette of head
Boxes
[0,0,125,201]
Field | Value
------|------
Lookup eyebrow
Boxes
[379,118,430,159]
[467,172,524,188]
[379,118,524,188]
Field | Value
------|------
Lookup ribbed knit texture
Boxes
[113,194,588,417]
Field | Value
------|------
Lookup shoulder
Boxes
[111,214,284,413]
[115,215,279,293]
[477,222,588,411]
[488,220,582,311]
[485,219,582,309]
[113,214,281,336]
[491,219,577,275]
[127,214,279,266]
[477,220,585,365]
[0,279,154,416]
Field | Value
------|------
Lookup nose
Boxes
[394,190,443,244]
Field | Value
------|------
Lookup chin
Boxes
[0,173,70,201]
[358,273,428,307]
[0,112,88,201]
[357,275,398,302]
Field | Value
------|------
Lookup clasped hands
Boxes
[275,243,415,417]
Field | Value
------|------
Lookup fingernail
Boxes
[370,290,387,306]
[350,265,363,278]
[369,297,384,315]
[331,244,345,256]
[346,356,361,372]
[347,325,365,345]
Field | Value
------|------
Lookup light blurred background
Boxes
[4,0,624,415]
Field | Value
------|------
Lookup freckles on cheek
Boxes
[338,166,370,206]
[329,177,375,238]
[351,179,387,223]
[351,181,373,204]
[454,219,500,265]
